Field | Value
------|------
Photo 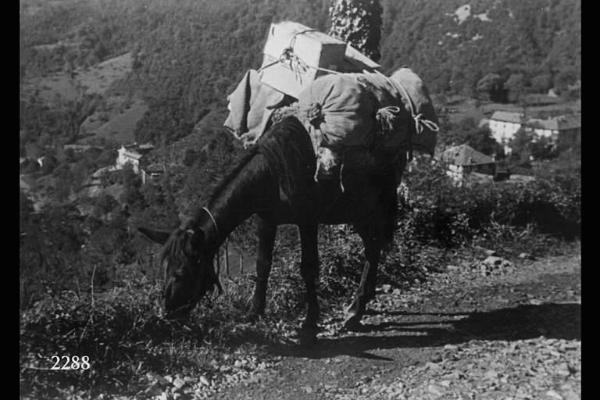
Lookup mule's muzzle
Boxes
[162,281,197,320]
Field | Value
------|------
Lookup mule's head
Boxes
[138,226,222,320]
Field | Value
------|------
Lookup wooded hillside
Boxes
[21,0,581,147]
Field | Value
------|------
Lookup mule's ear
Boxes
[137,227,171,244]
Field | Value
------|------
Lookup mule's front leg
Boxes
[344,233,381,330]
[298,223,320,345]
[249,217,277,318]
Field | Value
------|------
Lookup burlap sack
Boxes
[297,73,377,151]
[388,68,439,155]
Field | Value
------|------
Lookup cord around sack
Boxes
[373,70,440,161]
[375,105,402,134]
[258,29,342,77]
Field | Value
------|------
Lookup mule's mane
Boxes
[164,117,314,263]
[255,116,315,198]
[207,149,260,203]
[159,229,192,266]
[203,116,315,208]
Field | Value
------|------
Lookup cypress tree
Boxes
[328,0,383,62]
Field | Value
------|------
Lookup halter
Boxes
[182,207,219,238]
[201,206,219,237]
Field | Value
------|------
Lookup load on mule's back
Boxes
[224,21,439,186]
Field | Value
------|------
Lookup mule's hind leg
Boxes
[298,223,320,345]
[343,228,381,330]
[249,217,277,318]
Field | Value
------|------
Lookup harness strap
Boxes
[202,206,219,237]
[202,207,224,295]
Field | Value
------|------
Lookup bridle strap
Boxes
[202,206,219,237]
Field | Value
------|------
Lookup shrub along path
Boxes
[205,251,581,400]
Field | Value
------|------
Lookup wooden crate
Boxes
[259,21,347,98]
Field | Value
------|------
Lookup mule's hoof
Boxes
[342,315,363,332]
[245,313,261,324]
[298,328,318,347]
[246,304,265,323]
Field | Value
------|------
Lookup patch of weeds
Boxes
[20,283,212,398]
[473,221,579,260]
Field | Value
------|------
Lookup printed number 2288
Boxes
[50,356,90,370]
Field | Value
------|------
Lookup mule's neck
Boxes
[190,153,274,250]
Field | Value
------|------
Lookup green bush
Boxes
[402,157,580,243]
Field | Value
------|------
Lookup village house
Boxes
[487,111,525,145]
[63,144,95,153]
[141,162,166,184]
[115,143,154,174]
[440,144,496,186]
[487,111,581,150]
[527,114,581,144]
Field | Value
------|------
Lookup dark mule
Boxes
[139,116,406,343]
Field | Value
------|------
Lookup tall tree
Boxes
[328,0,382,62]
[509,127,534,164]
[476,73,507,103]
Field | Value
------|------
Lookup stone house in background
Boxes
[487,111,581,150]
[441,144,496,185]
[526,114,581,142]
[487,111,524,149]
[115,143,154,174]
[141,162,166,184]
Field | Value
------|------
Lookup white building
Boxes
[115,143,154,174]
[440,144,496,186]
[526,114,581,142]
[116,145,143,173]
[488,111,581,148]
[488,111,524,144]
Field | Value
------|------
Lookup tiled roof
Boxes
[441,144,495,166]
[490,111,524,124]
[527,118,558,131]
[556,114,581,130]
[145,163,166,173]
[527,114,581,131]
[490,111,581,131]
[120,147,143,158]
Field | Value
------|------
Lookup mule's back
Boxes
[257,116,398,242]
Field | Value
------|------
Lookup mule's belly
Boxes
[264,178,374,225]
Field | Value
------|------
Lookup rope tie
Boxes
[280,47,310,84]
[376,106,402,135]
[258,29,341,76]
[373,70,440,161]
[306,102,324,126]
[413,113,440,135]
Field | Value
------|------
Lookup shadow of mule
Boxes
[268,302,580,359]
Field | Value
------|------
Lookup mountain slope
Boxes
[379,0,580,95]
[20,0,580,148]
[124,0,581,144]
